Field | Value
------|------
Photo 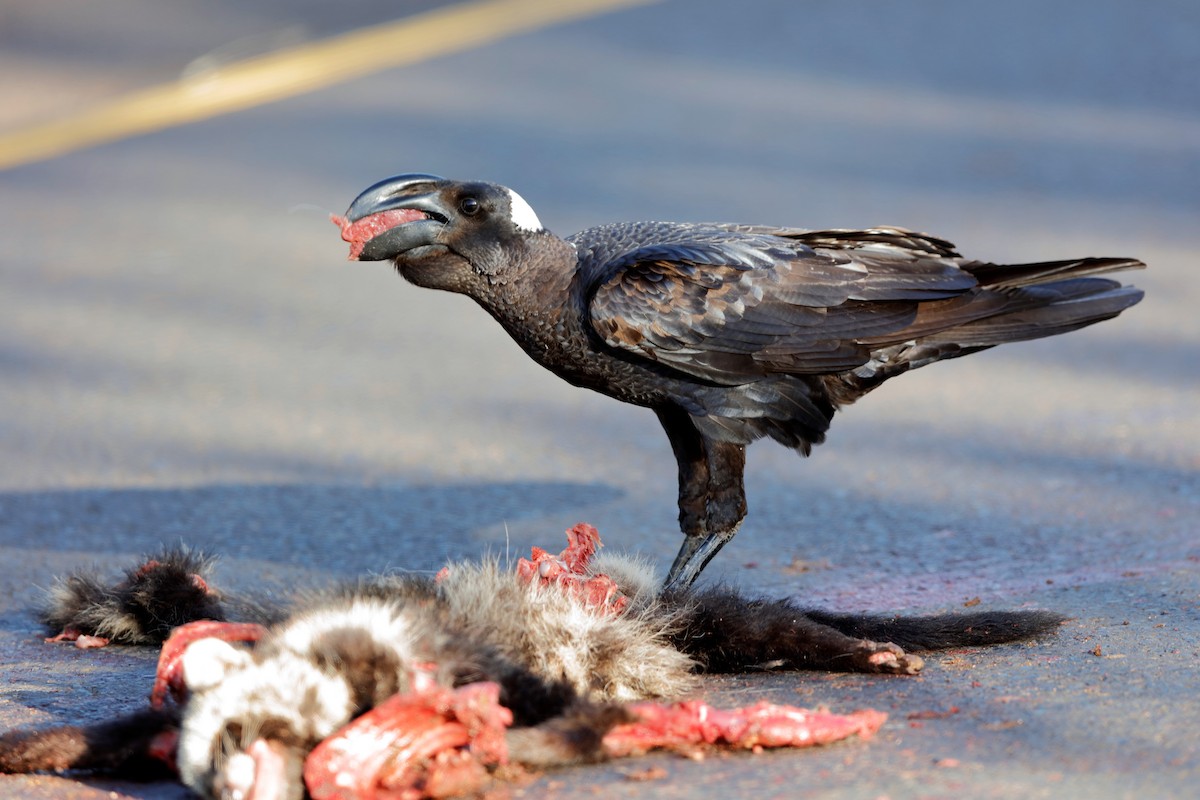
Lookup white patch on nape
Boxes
[506,188,544,233]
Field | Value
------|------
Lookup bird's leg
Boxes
[657,409,747,592]
[657,408,709,584]
[664,441,745,592]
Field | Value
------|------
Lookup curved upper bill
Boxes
[333,173,450,261]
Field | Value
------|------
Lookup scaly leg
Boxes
[658,408,747,592]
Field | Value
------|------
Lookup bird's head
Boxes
[334,173,549,293]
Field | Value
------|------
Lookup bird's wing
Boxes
[721,224,964,260]
[584,225,980,383]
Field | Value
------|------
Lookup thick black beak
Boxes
[343,173,452,261]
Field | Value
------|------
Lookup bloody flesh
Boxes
[305,688,886,799]
[334,209,430,260]
[603,701,887,756]
[304,682,512,800]
[151,620,267,708]
[514,522,629,614]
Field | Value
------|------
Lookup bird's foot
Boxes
[663,528,739,594]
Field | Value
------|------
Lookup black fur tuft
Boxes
[40,546,227,644]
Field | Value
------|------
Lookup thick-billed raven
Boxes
[335,174,1143,590]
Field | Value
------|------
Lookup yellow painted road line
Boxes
[0,0,658,171]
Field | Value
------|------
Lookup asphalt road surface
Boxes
[1,1,1197,797]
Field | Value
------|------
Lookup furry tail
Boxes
[670,587,1064,675]
[803,609,1067,651]
[0,707,178,775]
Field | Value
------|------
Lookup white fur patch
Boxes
[277,599,417,666]
[221,752,256,798]
[506,188,544,232]
[180,638,252,692]
[177,651,355,791]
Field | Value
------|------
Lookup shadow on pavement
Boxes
[0,480,625,582]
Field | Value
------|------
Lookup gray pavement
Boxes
[1,1,1198,797]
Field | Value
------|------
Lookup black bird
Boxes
[335,174,1144,591]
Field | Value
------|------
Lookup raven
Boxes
[336,174,1144,591]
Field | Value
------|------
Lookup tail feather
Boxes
[844,274,1143,399]
[922,281,1144,348]
[966,256,1145,288]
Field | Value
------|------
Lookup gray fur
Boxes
[175,552,695,796]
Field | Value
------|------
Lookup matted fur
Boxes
[436,553,696,702]
[173,553,705,794]
[40,547,226,644]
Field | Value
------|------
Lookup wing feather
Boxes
[585,224,979,382]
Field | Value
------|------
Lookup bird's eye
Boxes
[459,197,481,216]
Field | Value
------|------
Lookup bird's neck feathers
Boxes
[481,232,575,288]
[473,234,578,317]
[463,234,598,373]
